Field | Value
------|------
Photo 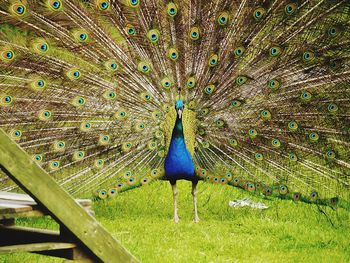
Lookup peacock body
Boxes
[0,0,349,221]
[164,100,197,184]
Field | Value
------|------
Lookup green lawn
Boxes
[1,181,350,262]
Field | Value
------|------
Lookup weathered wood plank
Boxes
[0,129,137,262]
[0,192,91,219]
[0,242,76,253]
[0,210,45,220]
[0,191,92,208]
[0,191,36,203]
[0,225,84,260]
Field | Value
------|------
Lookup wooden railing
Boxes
[0,128,138,262]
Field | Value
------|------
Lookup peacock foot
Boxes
[193,216,200,223]
[174,216,179,223]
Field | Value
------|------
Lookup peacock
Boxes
[0,0,349,223]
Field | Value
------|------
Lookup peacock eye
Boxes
[67,69,80,81]
[265,187,272,195]
[9,1,27,17]
[80,122,92,132]
[327,103,338,113]
[166,3,178,17]
[129,0,139,7]
[7,51,13,59]
[38,109,52,121]
[186,76,196,88]
[228,138,238,147]
[2,95,13,105]
[236,76,247,85]
[147,29,160,44]
[53,1,60,8]
[269,46,282,57]
[189,27,200,40]
[255,153,263,160]
[267,79,281,90]
[300,91,312,102]
[309,132,319,142]
[161,77,173,89]
[285,3,297,15]
[1,50,15,62]
[293,193,301,201]
[100,2,109,10]
[208,54,218,66]
[17,6,24,14]
[138,62,151,73]
[326,150,335,159]
[72,30,89,43]
[167,48,179,61]
[253,7,265,20]
[234,47,245,57]
[40,44,47,51]
[217,11,229,26]
[289,153,297,162]
[48,0,63,11]
[303,51,315,62]
[94,159,104,168]
[249,129,258,138]
[260,110,271,120]
[310,192,318,200]
[279,185,288,194]
[231,100,241,108]
[125,24,136,36]
[328,27,337,37]
[80,34,87,40]
[288,121,298,131]
[271,138,281,148]
[204,84,215,95]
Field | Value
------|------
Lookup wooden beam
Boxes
[0,225,60,246]
[0,242,76,253]
[0,191,92,220]
[0,225,93,260]
[0,129,137,262]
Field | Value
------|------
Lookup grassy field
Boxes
[1,180,349,263]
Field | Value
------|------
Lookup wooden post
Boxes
[0,129,138,262]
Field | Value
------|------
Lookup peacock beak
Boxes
[177,109,182,119]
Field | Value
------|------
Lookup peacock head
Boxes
[175,99,184,119]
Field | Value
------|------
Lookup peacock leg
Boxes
[192,181,200,223]
[171,183,179,223]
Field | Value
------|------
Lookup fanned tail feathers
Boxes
[0,0,349,206]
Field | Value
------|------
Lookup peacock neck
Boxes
[172,116,184,139]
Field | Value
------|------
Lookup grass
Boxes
[1,180,350,262]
